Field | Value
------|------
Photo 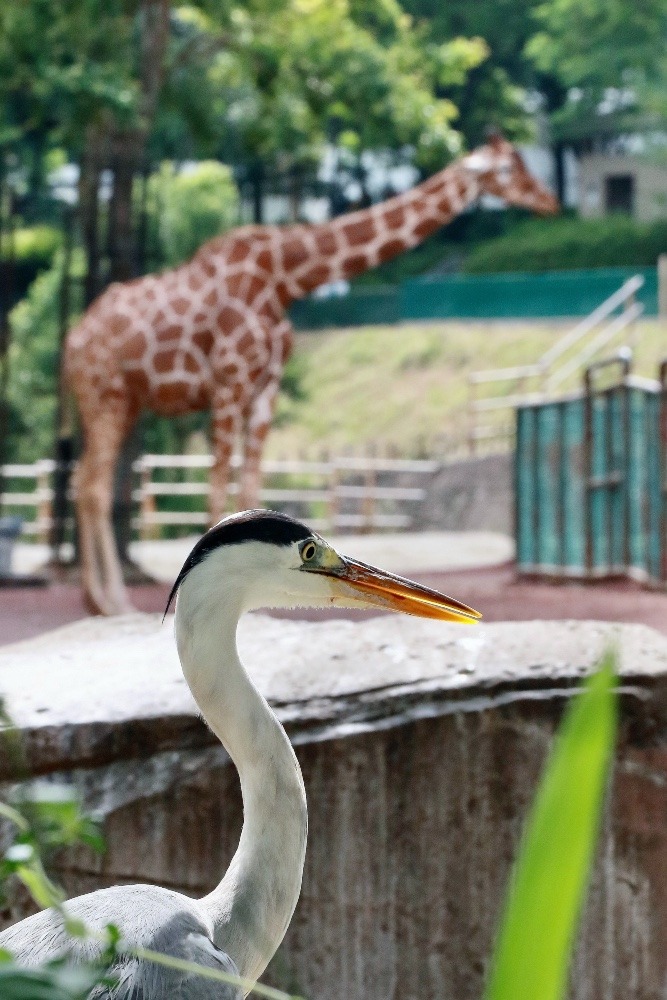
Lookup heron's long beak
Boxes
[324,555,481,624]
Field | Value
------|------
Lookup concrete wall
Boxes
[420,452,512,533]
[39,703,667,1000]
[1,615,666,999]
[379,452,512,534]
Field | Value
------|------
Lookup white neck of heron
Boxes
[175,594,308,988]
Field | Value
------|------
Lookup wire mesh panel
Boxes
[515,355,665,586]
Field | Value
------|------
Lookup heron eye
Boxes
[301,541,317,562]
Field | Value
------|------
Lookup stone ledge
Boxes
[1,613,666,778]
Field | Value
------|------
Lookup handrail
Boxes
[548,301,643,390]
[468,274,646,453]
[469,362,545,385]
[540,275,644,368]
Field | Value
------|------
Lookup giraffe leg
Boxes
[74,398,138,615]
[209,392,242,524]
[238,376,281,510]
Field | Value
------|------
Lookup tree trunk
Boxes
[0,168,15,506]
[79,128,104,307]
[107,129,143,283]
[553,141,567,206]
[249,161,265,224]
[50,206,75,564]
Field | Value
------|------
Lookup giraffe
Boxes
[64,133,558,614]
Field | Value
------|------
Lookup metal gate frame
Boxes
[515,351,667,587]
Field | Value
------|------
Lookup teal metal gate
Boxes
[515,353,667,585]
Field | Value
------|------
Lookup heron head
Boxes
[167,509,480,625]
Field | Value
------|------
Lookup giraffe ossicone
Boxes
[65,133,558,615]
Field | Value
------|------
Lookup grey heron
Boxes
[0,509,480,997]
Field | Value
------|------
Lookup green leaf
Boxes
[15,861,65,911]
[0,961,106,1000]
[484,652,618,1000]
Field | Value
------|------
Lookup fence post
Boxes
[362,444,376,533]
[36,460,52,544]
[468,377,477,456]
[660,359,667,583]
[327,450,339,533]
[658,255,667,318]
[138,459,157,541]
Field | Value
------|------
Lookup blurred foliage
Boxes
[399,0,541,147]
[1,225,63,309]
[485,653,617,1000]
[0,0,496,208]
[149,161,239,268]
[11,227,62,269]
[464,215,667,274]
[0,961,113,1000]
[0,784,104,916]
[6,256,69,463]
[526,0,667,147]
[0,0,137,152]
[227,0,487,174]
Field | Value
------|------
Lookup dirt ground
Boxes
[1,564,666,648]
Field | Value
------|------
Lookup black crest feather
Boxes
[163,509,312,617]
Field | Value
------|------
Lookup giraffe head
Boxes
[462,132,559,216]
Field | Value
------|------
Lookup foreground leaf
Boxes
[484,652,618,1000]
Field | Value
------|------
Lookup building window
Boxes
[604,175,634,214]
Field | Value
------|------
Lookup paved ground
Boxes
[2,533,667,647]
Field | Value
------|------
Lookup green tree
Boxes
[397,0,540,146]
[526,0,667,152]
[151,160,239,267]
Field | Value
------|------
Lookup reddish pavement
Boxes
[1,564,666,648]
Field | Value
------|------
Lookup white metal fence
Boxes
[1,452,439,539]
[467,274,645,453]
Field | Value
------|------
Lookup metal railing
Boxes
[467,274,645,453]
[0,452,439,540]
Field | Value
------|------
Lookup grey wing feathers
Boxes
[91,933,242,999]
[0,885,243,999]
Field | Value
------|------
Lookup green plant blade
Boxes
[484,651,618,1000]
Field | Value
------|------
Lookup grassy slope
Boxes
[268,319,665,458]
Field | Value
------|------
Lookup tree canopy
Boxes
[0,0,491,191]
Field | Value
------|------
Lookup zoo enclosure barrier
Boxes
[468,275,645,454]
[515,350,667,586]
[289,264,659,329]
[0,451,439,541]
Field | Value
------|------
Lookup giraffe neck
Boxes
[279,161,479,300]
